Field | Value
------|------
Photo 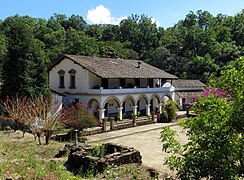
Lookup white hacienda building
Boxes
[49,55,204,121]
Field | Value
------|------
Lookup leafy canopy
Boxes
[161,56,244,179]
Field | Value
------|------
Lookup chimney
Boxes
[136,61,142,69]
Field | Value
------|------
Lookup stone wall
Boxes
[65,143,142,175]
[81,118,155,135]
[113,120,155,130]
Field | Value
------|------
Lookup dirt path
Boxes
[86,124,188,177]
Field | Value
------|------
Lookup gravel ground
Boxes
[86,123,188,177]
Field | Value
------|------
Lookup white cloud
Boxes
[87,5,126,25]
[151,18,160,27]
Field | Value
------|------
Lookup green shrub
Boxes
[116,114,120,121]
[160,112,168,122]
[161,101,178,122]
[137,111,141,116]
[161,57,244,179]
[91,144,105,157]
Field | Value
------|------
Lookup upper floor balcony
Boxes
[87,86,172,95]
[54,76,174,95]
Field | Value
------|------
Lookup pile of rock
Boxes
[63,143,142,175]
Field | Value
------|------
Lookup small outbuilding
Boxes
[163,80,206,109]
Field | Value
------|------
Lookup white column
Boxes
[172,92,175,101]
[133,106,138,116]
[146,104,151,116]
[117,107,123,120]
[98,108,106,122]
[159,103,163,114]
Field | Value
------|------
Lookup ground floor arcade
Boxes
[63,92,173,121]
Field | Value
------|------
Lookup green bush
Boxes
[160,57,244,179]
[160,112,168,122]
[165,100,178,122]
[161,101,178,122]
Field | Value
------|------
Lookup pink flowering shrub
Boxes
[61,102,99,131]
[201,88,230,98]
[192,87,230,104]
[192,87,230,113]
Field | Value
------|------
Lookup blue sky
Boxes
[0,0,244,28]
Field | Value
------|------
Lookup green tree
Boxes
[99,45,118,58]
[182,26,204,57]
[0,32,7,81]
[101,24,120,42]
[148,46,174,71]
[120,14,159,59]
[212,42,241,66]
[137,15,159,59]
[233,10,244,46]
[120,14,139,46]
[48,13,87,31]
[34,18,52,42]
[46,15,63,31]
[43,28,66,62]
[159,55,190,77]
[196,10,215,29]
[149,46,171,65]
[1,10,243,89]
[1,16,49,97]
[159,27,184,55]
[161,56,244,179]
[65,28,99,56]
[188,54,219,82]
[123,48,139,60]
[181,11,197,27]
[64,14,87,30]
[98,41,129,58]
[84,24,103,40]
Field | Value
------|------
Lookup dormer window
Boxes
[69,69,76,89]
[58,70,65,88]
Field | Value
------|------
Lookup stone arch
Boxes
[136,94,149,104]
[102,96,122,117]
[150,94,161,112]
[149,94,161,103]
[121,95,136,116]
[122,95,136,106]
[163,93,173,104]
[87,98,100,118]
[87,98,100,109]
[102,96,122,109]
[136,94,149,116]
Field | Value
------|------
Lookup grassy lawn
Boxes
[0,130,80,180]
[0,130,156,180]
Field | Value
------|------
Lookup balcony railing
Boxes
[88,86,172,95]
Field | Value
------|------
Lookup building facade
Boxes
[49,55,179,121]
